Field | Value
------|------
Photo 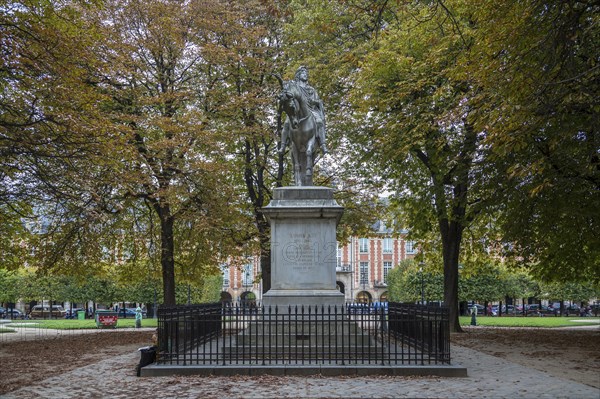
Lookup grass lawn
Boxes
[7,318,158,330]
[459,316,600,328]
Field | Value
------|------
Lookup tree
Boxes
[211,1,288,293]
[459,263,505,306]
[504,269,539,313]
[541,281,599,307]
[0,269,20,306]
[387,259,444,303]
[282,1,496,332]
[1,0,116,282]
[283,0,598,331]
[464,1,600,283]
[345,1,497,332]
[3,0,262,305]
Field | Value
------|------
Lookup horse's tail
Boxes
[271,73,284,137]
[271,73,284,88]
[276,102,282,135]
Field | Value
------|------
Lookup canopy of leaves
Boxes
[465,1,600,283]
[2,0,266,304]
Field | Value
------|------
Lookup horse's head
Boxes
[278,82,300,128]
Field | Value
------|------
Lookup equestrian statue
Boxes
[274,66,327,186]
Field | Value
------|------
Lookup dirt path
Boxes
[0,330,154,394]
[451,326,600,388]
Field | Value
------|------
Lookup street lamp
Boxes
[419,262,425,305]
[153,287,157,319]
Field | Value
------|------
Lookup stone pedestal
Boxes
[262,187,345,309]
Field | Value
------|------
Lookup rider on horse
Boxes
[279,66,327,155]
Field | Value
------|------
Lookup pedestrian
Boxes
[135,306,143,328]
[470,305,477,326]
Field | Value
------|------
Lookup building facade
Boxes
[335,223,416,304]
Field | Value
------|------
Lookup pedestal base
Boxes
[262,289,345,310]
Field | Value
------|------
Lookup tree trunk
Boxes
[440,220,463,333]
[159,210,176,306]
[258,222,271,294]
[560,300,564,316]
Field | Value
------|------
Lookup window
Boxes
[359,238,369,253]
[337,242,342,268]
[221,264,230,287]
[383,261,393,283]
[242,263,253,286]
[359,262,369,285]
[406,240,415,254]
[223,271,230,287]
[383,238,393,253]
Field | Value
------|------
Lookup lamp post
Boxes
[153,287,157,319]
[419,262,425,305]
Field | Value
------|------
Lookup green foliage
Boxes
[174,273,222,304]
[467,1,600,283]
[0,269,20,303]
[284,0,599,315]
[1,0,271,305]
[459,263,506,302]
[198,274,224,303]
[503,269,539,301]
[0,203,34,271]
[387,259,444,303]
[387,260,557,304]
[2,0,597,311]
[540,281,600,303]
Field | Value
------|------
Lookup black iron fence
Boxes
[157,302,450,366]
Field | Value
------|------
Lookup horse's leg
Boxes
[292,144,301,186]
[305,137,316,176]
[279,119,290,154]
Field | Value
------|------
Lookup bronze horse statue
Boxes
[274,74,320,186]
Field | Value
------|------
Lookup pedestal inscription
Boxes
[271,219,337,290]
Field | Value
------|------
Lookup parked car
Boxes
[347,303,371,314]
[502,305,516,314]
[29,305,66,319]
[515,305,524,313]
[524,304,545,315]
[0,307,25,319]
[540,305,559,316]
[565,304,580,315]
[5,309,24,319]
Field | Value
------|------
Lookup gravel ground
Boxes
[0,324,598,398]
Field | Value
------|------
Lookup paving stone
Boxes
[2,341,599,399]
